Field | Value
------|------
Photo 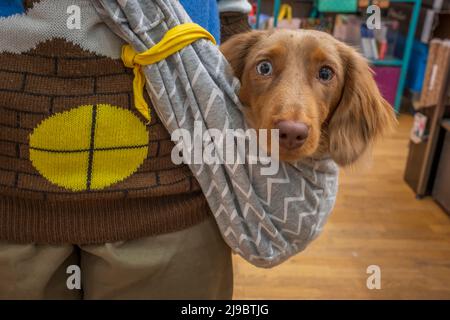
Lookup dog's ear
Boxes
[220,30,266,79]
[328,44,397,166]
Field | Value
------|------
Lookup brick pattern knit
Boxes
[0,0,210,244]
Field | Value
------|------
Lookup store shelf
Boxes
[442,119,450,132]
[370,58,403,67]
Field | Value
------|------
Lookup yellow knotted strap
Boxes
[121,22,216,122]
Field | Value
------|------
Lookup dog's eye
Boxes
[256,61,273,76]
[318,66,334,82]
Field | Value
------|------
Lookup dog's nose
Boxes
[275,120,309,150]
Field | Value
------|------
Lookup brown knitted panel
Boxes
[0,38,200,201]
[0,191,211,244]
[220,12,252,43]
[23,0,41,10]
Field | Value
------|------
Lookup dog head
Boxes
[220,29,397,166]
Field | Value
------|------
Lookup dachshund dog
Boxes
[220,29,397,166]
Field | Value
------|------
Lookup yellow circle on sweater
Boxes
[29,104,149,191]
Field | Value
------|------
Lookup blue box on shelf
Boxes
[395,34,429,93]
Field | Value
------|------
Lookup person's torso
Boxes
[0,0,201,202]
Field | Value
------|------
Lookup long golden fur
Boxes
[220,29,397,166]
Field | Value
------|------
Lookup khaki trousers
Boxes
[0,217,233,300]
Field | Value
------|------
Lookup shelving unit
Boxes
[255,0,422,113]
[404,53,450,197]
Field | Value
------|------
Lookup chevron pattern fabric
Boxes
[93,0,339,268]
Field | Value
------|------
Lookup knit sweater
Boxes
[0,0,216,244]
[0,0,23,17]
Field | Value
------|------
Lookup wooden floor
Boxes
[232,114,450,299]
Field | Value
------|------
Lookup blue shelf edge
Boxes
[260,0,422,113]
[371,59,403,67]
